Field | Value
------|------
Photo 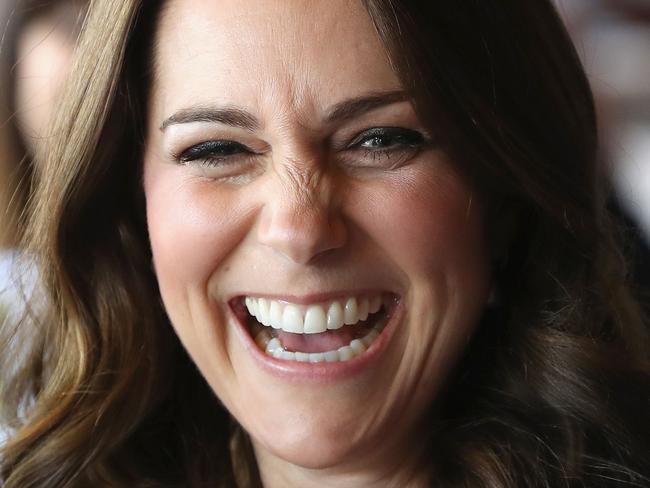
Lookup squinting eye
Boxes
[177,140,252,167]
[353,127,426,150]
[344,127,431,168]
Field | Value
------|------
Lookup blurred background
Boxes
[556,0,650,235]
[556,0,650,293]
[0,0,86,346]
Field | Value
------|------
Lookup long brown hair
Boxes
[1,0,648,486]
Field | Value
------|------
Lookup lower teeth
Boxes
[255,320,386,363]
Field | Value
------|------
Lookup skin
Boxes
[14,10,77,154]
[144,0,491,486]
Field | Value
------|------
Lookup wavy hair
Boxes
[1,0,648,486]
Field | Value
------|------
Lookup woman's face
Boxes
[144,0,490,473]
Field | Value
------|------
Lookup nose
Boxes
[257,168,347,265]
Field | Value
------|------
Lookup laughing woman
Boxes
[1,0,649,487]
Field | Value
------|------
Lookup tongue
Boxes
[277,329,358,353]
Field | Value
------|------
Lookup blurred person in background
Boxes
[0,0,86,247]
[0,1,87,309]
[0,0,87,447]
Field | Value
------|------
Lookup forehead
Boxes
[152,0,401,117]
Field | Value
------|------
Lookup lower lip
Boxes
[228,299,404,383]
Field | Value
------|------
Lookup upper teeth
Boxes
[244,295,382,334]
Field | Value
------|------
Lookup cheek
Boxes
[360,162,488,406]
[143,163,249,293]
[354,162,485,277]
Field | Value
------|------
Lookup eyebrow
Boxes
[160,106,260,131]
[324,90,408,123]
[159,90,408,132]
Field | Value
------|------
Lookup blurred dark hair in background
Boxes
[556,0,650,305]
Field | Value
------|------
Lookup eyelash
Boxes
[346,127,430,164]
[176,140,254,167]
[174,127,431,169]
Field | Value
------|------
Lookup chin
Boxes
[252,412,373,469]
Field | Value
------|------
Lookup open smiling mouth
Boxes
[232,293,399,363]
